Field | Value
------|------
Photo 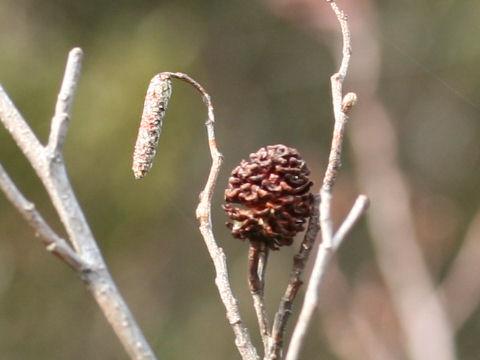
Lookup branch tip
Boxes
[69,47,84,57]
[48,46,83,154]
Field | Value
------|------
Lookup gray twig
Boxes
[286,196,367,360]
[332,195,369,249]
[180,71,260,360]
[134,72,259,360]
[47,47,83,154]
[285,3,368,360]
[0,48,157,360]
[0,163,87,271]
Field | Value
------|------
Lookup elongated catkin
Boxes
[132,73,172,179]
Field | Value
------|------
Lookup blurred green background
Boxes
[0,0,479,359]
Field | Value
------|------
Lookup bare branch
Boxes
[248,241,271,351]
[132,72,259,359]
[0,162,87,271]
[267,195,320,360]
[0,83,43,169]
[285,233,332,360]
[285,3,362,360]
[1,49,158,360]
[333,195,369,250]
[180,73,259,360]
[189,75,260,359]
[286,196,368,360]
[287,192,369,358]
[320,2,354,247]
[47,47,83,154]
[322,1,352,194]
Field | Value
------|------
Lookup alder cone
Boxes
[223,144,313,249]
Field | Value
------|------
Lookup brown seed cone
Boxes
[223,144,313,250]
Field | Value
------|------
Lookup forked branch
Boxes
[0,48,157,360]
[1,4,368,358]
[0,162,86,270]
[285,2,368,360]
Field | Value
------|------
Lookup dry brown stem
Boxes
[267,195,320,360]
[248,241,271,351]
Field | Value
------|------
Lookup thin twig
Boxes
[0,47,86,254]
[1,48,158,360]
[332,195,369,249]
[321,1,352,246]
[0,162,87,271]
[286,196,367,360]
[130,71,259,359]
[267,195,320,360]
[47,47,83,154]
[0,84,43,169]
[145,72,260,360]
[285,2,360,360]
[248,241,271,351]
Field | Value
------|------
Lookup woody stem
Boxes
[248,240,271,353]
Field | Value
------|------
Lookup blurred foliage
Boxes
[0,0,479,359]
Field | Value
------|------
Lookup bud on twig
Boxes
[341,92,357,114]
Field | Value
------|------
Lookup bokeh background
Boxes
[0,0,479,359]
